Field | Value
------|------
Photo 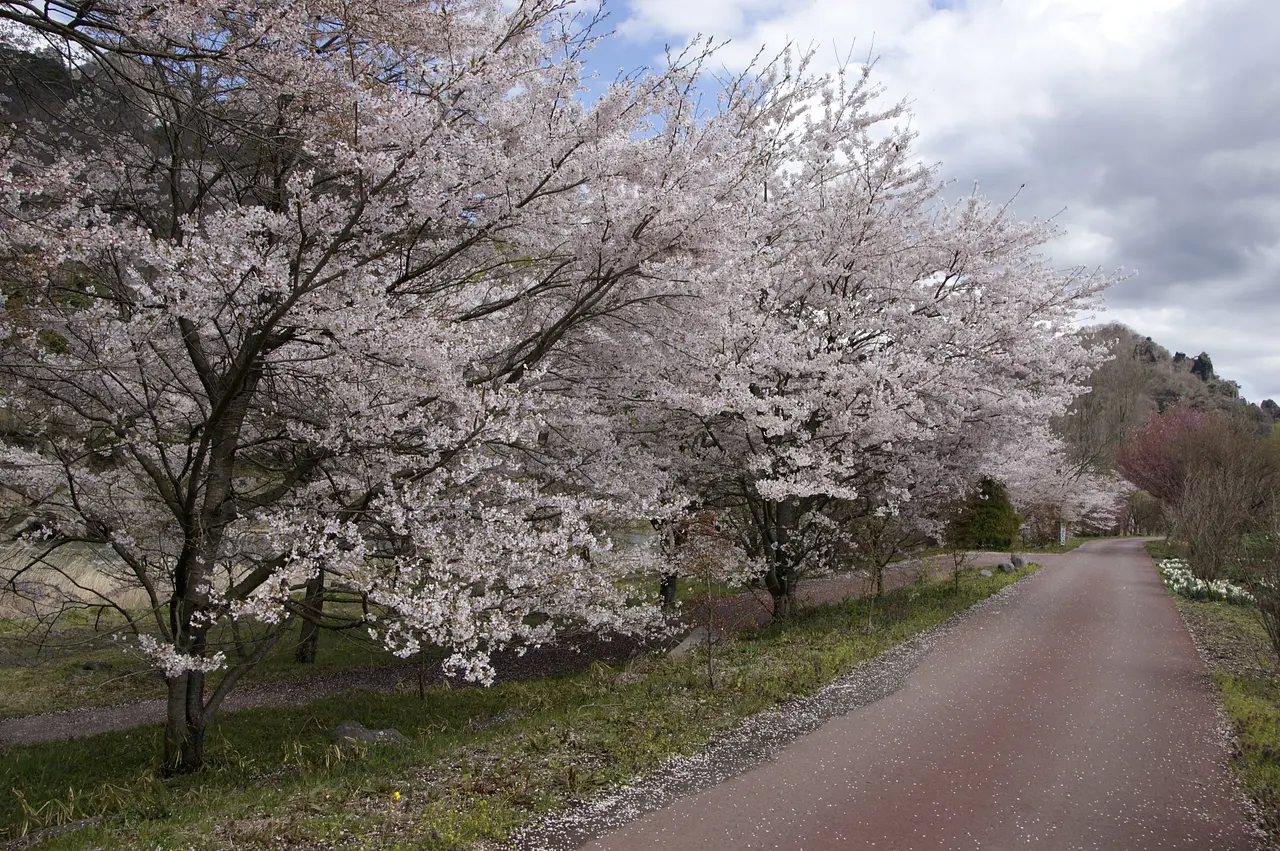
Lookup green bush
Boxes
[947,478,1020,550]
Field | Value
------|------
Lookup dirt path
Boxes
[0,552,1014,746]
[706,550,1017,632]
[0,631,650,746]
[571,539,1264,851]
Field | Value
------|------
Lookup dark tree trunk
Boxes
[764,498,801,619]
[159,349,264,774]
[294,569,325,664]
[652,516,690,611]
[163,668,207,774]
[771,586,796,618]
[659,572,679,609]
[764,561,798,618]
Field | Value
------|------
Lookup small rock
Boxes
[612,659,653,688]
[471,708,528,731]
[81,659,113,672]
[979,569,994,577]
[997,562,1015,574]
[1011,554,1026,569]
[612,669,642,688]
[332,720,411,752]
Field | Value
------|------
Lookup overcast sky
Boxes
[588,0,1280,402]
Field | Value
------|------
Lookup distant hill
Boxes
[1054,323,1273,476]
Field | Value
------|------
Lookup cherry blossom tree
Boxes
[0,0,752,772]
[987,426,1127,544]
[610,58,1114,615]
[0,0,1119,775]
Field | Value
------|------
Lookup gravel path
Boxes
[0,552,1016,747]
[538,539,1264,851]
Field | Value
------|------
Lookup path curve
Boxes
[572,539,1264,851]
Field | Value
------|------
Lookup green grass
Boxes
[1144,538,1176,561]
[0,565,1035,850]
[1152,548,1280,844]
[1216,673,1280,837]
[912,536,1101,562]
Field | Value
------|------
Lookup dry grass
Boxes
[0,542,153,619]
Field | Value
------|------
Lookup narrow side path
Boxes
[0,632,642,746]
[577,539,1263,851]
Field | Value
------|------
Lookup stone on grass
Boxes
[997,562,1015,574]
[1011,554,1026,569]
[471,708,528,731]
[332,720,410,752]
[979,569,994,577]
[612,659,654,688]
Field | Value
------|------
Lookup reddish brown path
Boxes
[581,539,1263,851]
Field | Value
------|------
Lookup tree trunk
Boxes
[764,498,802,619]
[163,670,206,774]
[771,587,796,618]
[294,569,325,664]
[765,561,798,618]
[659,572,679,609]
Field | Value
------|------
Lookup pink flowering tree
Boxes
[0,0,753,771]
[614,57,1114,616]
[1114,402,1224,504]
[988,426,1127,544]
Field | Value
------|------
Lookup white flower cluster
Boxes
[1157,558,1254,605]
[136,635,228,678]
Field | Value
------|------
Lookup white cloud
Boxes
[612,0,1280,402]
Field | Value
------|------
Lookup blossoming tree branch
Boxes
[0,0,1117,772]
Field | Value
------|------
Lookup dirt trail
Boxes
[0,552,1014,746]
[573,539,1263,851]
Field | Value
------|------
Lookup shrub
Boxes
[1241,534,1280,666]
[947,478,1020,551]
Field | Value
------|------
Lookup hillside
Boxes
[1054,323,1273,477]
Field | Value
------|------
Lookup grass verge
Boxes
[1150,544,1280,842]
[1216,673,1280,837]
[1,565,1034,850]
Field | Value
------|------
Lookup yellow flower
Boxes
[392,791,402,802]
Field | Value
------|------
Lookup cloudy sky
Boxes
[586,0,1280,402]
